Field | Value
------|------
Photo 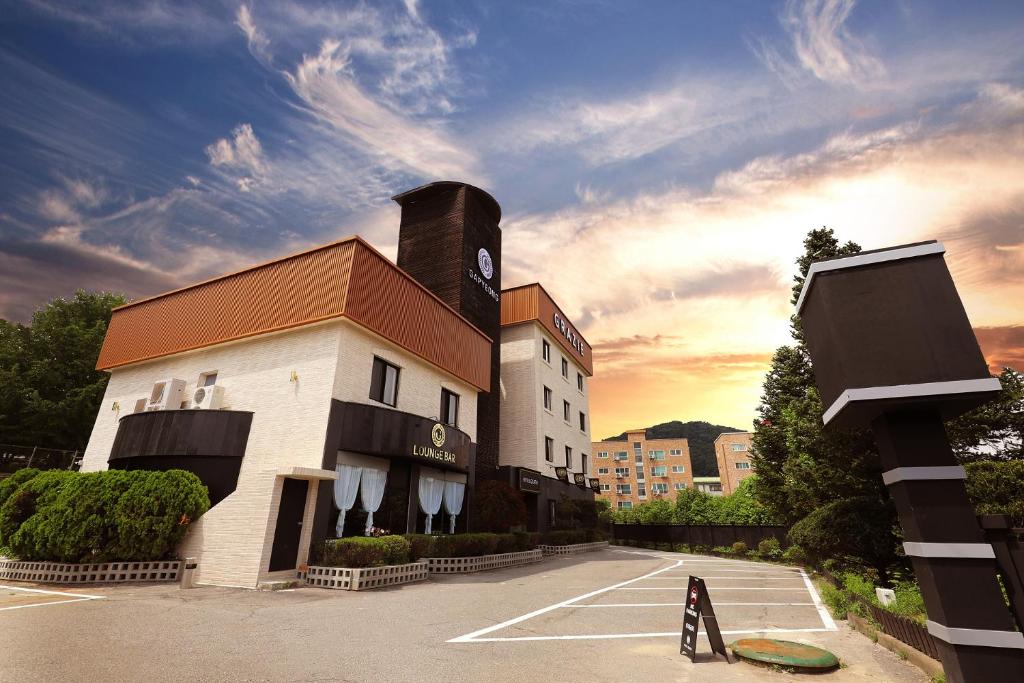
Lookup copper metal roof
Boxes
[501,283,593,376]
[96,236,492,391]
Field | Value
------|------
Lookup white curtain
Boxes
[418,477,445,534]
[360,468,388,536]
[333,465,362,536]
[443,481,466,534]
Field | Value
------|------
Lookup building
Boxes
[714,431,755,494]
[81,181,593,588]
[498,284,595,531]
[693,477,723,496]
[592,429,694,509]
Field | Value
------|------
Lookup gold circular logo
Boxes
[431,423,446,448]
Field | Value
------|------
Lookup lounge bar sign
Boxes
[518,467,541,494]
[573,472,587,488]
[410,423,458,465]
[552,313,585,357]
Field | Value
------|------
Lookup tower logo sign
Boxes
[477,248,494,280]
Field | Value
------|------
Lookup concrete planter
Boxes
[305,561,428,591]
[425,549,543,574]
[538,541,609,556]
[0,559,181,585]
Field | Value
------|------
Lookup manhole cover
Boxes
[730,638,839,670]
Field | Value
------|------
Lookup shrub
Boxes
[540,530,589,546]
[713,546,732,554]
[731,541,748,555]
[0,469,208,563]
[495,533,519,553]
[404,533,433,560]
[781,544,806,565]
[758,537,782,559]
[318,535,411,568]
[429,533,500,558]
[966,461,1024,526]
[0,468,41,514]
[471,480,527,532]
[820,581,851,618]
[512,531,537,552]
[788,496,899,583]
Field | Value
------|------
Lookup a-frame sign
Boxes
[680,575,729,661]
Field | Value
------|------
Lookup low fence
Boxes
[613,523,789,549]
[0,444,82,474]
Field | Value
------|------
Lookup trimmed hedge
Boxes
[0,469,209,562]
[539,529,606,546]
[317,535,411,568]
[402,532,538,559]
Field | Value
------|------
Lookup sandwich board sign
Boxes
[680,576,728,661]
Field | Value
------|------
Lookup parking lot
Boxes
[0,547,927,682]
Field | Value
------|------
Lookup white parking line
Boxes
[565,602,816,607]
[801,569,837,630]
[639,576,804,580]
[462,627,837,643]
[448,559,685,643]
[0,584,105,612]
[621,586,811,591]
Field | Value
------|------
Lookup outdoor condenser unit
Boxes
[146,378,186,411]
[192,385,225,410]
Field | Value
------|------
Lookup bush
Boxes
[0,468,41,514]
[495,533,519,553]
[820,581,852,618]
[471,480,527,532]
[731,541,748,555]
[318,535,411,568]
[429,533,500,558]
[781,544,806,565]
[404,533,433,560]
[966,461,1024,526]
[540,530,589,546]
[789,496,899,584]
[512,531,538,552]
[757,537,782,559]
[0,469,208,563]
[712,546,732,554]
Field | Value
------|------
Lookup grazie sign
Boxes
[553,313,586,357]
[518,468,541,493]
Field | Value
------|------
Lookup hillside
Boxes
[600,420,745,477]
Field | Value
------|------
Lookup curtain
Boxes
[418,477,445,534]
[360,468,388,536]
[333,465,362,537]
[443,481,466,534]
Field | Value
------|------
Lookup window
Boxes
[565,446,573,469]
[579,411,586,431]
[543,386,552,411]
[614,467,630,477]
[577,372,584,392]
[581,454,588,476]
[598,451,609,458]
[598,467,609,475]
[542,339,551,363]
[370,357,400,406]
[600,484,610,492]
[648,450,666,460]
[731,443,748,452]
[674,482,687,490]
[637,484,646,497]
[735,461,751,470]
[198,371,218,387]
[616,484,632,495]
[614,451,628,461]
[632,442,642,449]
[635,465,645,480]
[669,449,683,456]
[671,465,686,473]
[440,388,459,427]
[561,357,568,378]
[635,451,643,463]
[617,501,633,509]
[545,437,554,463]
[563,400,570,422]
[651,483,668,494]
[652,466,667,477]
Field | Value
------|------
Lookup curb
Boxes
[847,612,944,680]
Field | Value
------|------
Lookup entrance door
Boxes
[269,478,307,571]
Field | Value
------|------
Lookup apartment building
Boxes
[498,284,596,531]
[592,429,694,509]
[714,431,755,494]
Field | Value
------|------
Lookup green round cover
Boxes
[729,638,839,669]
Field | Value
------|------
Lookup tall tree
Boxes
[946,367,1024,461]
[0,291,126,450]
[750,228,885,524]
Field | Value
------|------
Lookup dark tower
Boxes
[393,182,502,485]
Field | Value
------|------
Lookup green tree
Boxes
[0,291,125,450]
[965,460,1024,525]
[946,367,1024,461]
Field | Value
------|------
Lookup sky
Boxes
[1,0,1023,439]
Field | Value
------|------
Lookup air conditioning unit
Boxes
[133,397,147,413]
[146,379,185,411]
[192,384,225,410]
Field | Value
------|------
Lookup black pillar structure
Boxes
[798,240,1024,683]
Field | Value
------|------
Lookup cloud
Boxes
[755,0,886,87]
[975,326,1024,374]
[205,123,268,191]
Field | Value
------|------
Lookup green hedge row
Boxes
[404,532,538,558]
[538,529,607,546]
[0,468,210,563]
[317,535,412,568]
